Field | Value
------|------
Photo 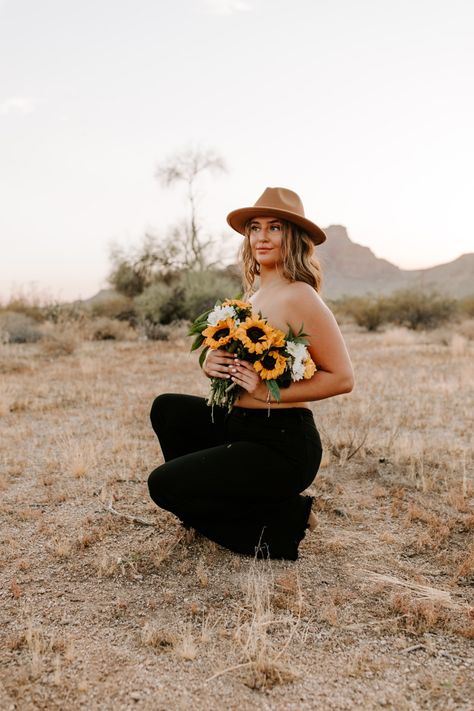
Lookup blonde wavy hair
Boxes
[240,219,322,295]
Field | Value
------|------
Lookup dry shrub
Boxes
[450,333,468,356]
[231,560,299,690]
[95,552,120,577]
[173,623,198,660]
[0,312,42,343]
[456,542,474,580]
[25,619,48,679]
[457,318,474,341]
[56,434,96,478]
[389,592,447,633]
[381,327,418,347]
[141,622,176,650]
[80,317,138,341]
[39,325,78,356]
[195,558,209,587]
[142,319,190,342]
[151,532,184,569]
[88,292,135,320]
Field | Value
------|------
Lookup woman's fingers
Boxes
[204,349,236,378]
[229,361,259,393]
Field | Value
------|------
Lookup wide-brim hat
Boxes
[226,186,326,245]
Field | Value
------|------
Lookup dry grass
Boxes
[0,327,473,710]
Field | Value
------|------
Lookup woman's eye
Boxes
[270,224,281,231]
[251,225,260,231]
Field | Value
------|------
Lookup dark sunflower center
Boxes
[261,354,276,369]
[247,327,265,342]
[214,327,230,340]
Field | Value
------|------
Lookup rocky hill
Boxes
[318,225,473,299]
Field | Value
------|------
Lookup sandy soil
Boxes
[1,326,473,710]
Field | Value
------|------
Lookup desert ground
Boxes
[1,323,473,710]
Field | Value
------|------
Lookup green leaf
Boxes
[199,345,210,368]
[266,379,281,402]
[286,321,309,345]
[191,334,205,351]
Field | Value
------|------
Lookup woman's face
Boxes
[248,216,283,269]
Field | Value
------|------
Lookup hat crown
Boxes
[254,187,305,218]
[226,185,326,245]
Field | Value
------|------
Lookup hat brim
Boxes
[226,207,326,245]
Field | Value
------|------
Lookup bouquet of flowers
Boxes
[188,298,317,412]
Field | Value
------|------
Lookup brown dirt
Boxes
[1,326,473,710]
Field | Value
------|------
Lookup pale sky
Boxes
[1,0,473,302]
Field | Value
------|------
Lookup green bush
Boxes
[134,269,243,335]
[336,295,390,332]
[181,269,242,318]
[134,281,184,326]
[385,289,458,330]
[88,292,136,323]
[459,295,474,318]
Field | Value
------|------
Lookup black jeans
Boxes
[147,394,322,560]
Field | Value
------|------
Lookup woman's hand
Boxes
[229,359,268,401]
[203,348,236,379]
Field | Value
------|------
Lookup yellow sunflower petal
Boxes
[235,316,275,354]
[270,327,286,348]
[303,356,316,379]
[222,298,252,309]
[202,318,236,348]
[254,350,287,380]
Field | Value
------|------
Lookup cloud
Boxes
[0,96,37,116]
[203,0,253,15]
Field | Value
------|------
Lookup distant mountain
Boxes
[318,225,473,299]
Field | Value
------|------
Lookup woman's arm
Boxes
[229,283,354,403]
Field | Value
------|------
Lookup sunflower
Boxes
[222,298,252,309]
[270,327,286,348]
[235,317,275,354]
[202,318,236,349]
[254,350,287,380]
[303,356,316,379]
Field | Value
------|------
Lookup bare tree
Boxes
[155,146,227,270]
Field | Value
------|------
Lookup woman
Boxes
[148,187,354,560]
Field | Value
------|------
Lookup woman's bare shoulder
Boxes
[283,281,328,311]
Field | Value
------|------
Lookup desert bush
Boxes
[459,295,474,318]
[0,312,42,343]
[81,317,138,341]
[141,319,190,341]
[135,269,242,334]
[181,269,242,318]
[386,289,458,330]
[40,333,77,356]
[109,260,149,298]
[332,290,460,332]
[134,281,182,326]
[42,302,88,325]
[87,292,136,323]
[0,296,45,322]
[339,295,390,332]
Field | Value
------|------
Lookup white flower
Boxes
[291,360,306,382]
[286,340,309,381]
[207,305,237,326]
[285,341,307,361]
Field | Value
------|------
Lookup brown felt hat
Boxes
[226,187,326,245]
